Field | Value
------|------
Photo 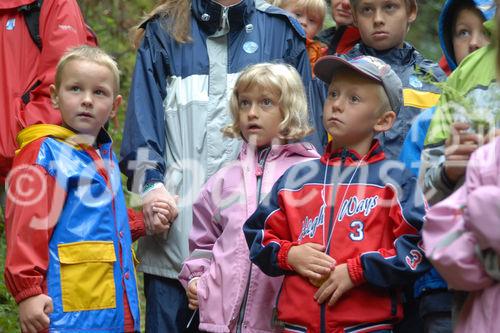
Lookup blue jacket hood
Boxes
[439,0,496,71]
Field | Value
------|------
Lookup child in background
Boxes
[316,0,361,55]
[4,46,173,333]
[439,0,493,75]
[244,55,429,333]
[179,63,319,333]
[345,0,446,160]
[400,0,494,176]
[278,0,327,67]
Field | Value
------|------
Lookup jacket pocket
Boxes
[58,241,117,312]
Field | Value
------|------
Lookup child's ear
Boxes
[351,11,359,27]
[407,3,417,24]
[373,110,396,132]
[49,84,59,109]
[110,94,122,119]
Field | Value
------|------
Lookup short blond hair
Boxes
[277,0,327,26]
[223,63,313,141]
[55,45,120,96]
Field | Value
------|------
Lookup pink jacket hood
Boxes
[179,142,319,332]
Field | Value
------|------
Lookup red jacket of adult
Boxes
[0,0,96,183]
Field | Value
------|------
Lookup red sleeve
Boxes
[4,143,66,303]
[127,209,146,242]
[17,0,97,129]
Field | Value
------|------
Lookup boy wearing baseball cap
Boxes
[244,55,429,333]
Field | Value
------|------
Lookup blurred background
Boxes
[0,0,445,331]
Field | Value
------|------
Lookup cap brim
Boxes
[314,56,382,86]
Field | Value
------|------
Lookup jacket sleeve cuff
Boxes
[128,209,146,241]
[439,166,456,190]
[347,256,366,286]
[144,169,165,188]
[277,242,298,271]
[14,286,44,304]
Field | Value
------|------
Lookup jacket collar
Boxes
[16,124,112,154]
[191,0,254,36]
[239,141,318,162]
[320,140,385,166]
[354,42,416,66]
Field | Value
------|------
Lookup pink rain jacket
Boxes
[179,142,319,333]
[423,137,500,333]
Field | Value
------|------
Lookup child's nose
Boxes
[331,97,343,112]
[469,33,487,52]
[373,9,384,25]
[247,104,259,118]
[81,92,93,107]
[340,0,350,10]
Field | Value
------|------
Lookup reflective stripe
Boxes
[403,89,440,109]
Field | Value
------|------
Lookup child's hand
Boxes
[149,201,176,235]
[444,122,483,183]
[186,278,199,310]
[18,294,53,333]
[314,263,354,306]
[142,184,179,235]
[287,243,335,281]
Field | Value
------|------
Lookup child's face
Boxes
[352,0,416,51]
[453,8,489,65]
[50,60,121,139]
[238,85,284,147]
[323,70,392,149]
[331,0,354,26]
[283,4,323,39]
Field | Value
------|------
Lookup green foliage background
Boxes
[0,0,445,332]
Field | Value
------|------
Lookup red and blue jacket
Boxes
[244,140,430,333]
[5,125,145,332]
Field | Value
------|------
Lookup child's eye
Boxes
[457,29,471,38]
[239,99,251,108]
[294,12,302,18]
[384,3,397,11]
[350,95,361,103]
[70,86,81,92]
[95,89,105,96]
[262,98,274,107]
[360,6,373,15]
[328,90,338,99]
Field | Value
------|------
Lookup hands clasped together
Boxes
[287,243,354,307]
[142,184,179,236]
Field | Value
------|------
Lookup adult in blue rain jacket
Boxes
[119,0,320,332]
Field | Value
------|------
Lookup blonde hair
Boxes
[276,0,327,26]
[55,46,120,96]
[223,63,313,141]
[132,0,192,48]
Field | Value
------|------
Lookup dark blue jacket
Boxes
[344,43,447,160]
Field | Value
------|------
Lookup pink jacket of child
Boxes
[423,137,500,333]
[179,142,319,333]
